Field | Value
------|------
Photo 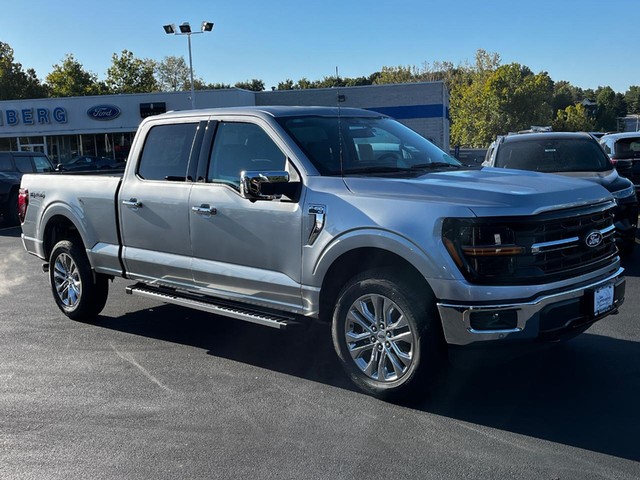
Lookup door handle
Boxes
[191,204,217,216]
[122,198,142,208]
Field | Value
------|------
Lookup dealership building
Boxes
[0,82,449,165]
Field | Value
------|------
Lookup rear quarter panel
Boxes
[21,173,122,267]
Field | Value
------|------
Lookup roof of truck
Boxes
[153,105,385,120]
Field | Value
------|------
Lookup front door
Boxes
[189,120,304,312]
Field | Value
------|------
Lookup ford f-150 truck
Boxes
[19,106,626,400]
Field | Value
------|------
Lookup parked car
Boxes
[483,131,638,254]
[0,151,54,225]
[599,131,640,188]
[56,155,124,172]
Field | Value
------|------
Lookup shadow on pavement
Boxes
[93,303,640,462]
[0,222,21,237]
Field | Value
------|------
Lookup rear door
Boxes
[188,118,304,311]
[119,119,204,287]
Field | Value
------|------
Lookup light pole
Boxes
[163,21,214,110]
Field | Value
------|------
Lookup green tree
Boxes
[105,50,158,94]
[156,55,191,92]
[198,81,231,90]
[46,54,102,97]
[626,86,640,114]
[294,77,316,89]
[374,65,417,85]
[277,79,294,90]
[485,63,554,134]
[594,86,626,131]
[234,79,265,91]
[0,41,48,100]
[552,80,582,114]
[449,50,503,146]
[552,103,595,131]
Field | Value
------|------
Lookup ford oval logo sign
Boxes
[585,231,603,248]
[87,105,121,121]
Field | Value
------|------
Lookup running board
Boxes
[126,283,301,330]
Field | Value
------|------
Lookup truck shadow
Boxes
[0,223,21,237]
[94,304,640,462]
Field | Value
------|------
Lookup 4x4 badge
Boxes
[585,231,603,248]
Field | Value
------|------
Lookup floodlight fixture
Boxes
[162,20,214,109]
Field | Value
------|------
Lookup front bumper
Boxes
[437,267,625,346]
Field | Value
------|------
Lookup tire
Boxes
[49,240,109,321]
[5,189,20,226]
[331,269,446,401]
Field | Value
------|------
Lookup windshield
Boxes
[494,137,612,172]
[276,115,461,177]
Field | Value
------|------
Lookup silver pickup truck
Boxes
[20,106,626,400]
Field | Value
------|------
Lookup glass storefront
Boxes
[1,132,136,165]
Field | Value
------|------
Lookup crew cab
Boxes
[20,107,626,399]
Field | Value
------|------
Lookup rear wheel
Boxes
[49,240,108,321]
[331,269,446,401]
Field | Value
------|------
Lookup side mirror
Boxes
[55,163,64,172]
[240,170,290,200]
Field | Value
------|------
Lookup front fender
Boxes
[305,227,458,288]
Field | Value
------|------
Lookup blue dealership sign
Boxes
[87,104,121,121]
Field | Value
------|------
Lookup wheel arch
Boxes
[318,246,437,324]
[42,214,86,262]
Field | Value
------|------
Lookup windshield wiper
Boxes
[410,162,462,170]
[342,166,412,174]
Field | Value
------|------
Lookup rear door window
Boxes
[138,123,199,181]
[14,156,34,173]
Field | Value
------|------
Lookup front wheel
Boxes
[49,240,109,321]
[331,269,446,401]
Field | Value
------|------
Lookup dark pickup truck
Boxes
[0,151,54,225]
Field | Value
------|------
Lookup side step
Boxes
[126,283,302,331]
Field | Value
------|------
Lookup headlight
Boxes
[442,218,524,282]
[611,185,636,201]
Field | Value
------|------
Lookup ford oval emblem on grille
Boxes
[585,231,603,248]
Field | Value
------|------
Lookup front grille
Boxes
[448,201,619,285]
[518,204,617,280]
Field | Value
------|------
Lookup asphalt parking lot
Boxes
[1,223,638,480]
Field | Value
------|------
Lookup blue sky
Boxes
[2,0,638,93]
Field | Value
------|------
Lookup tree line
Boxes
[1,42,639,147]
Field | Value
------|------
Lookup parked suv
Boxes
[0,151,54,225]
[599,131,640,189]
[483,131,638,254]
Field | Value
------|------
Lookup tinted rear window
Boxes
[495,137,611,172]
[14,156,34,173]
[613,137,640,159]
[137,123,198,181]
[0,156,12,171]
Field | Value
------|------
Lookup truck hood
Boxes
[342,167,613,217]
